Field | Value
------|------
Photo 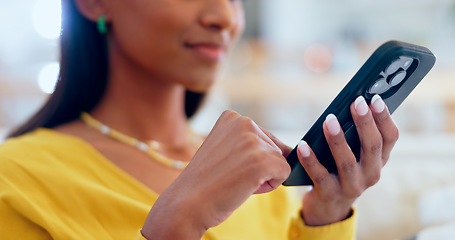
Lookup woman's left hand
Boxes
[297,95,399,226]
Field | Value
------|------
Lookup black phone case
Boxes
[283,40,436,186]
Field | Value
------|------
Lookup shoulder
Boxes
[0,128,106,199]
[0,128,79,160]
[0,128,94,180]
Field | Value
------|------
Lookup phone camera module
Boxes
[367,56,416,96]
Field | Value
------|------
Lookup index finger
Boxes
[259,126,293,158]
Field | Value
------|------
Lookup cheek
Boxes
[110,2,189,67]
[233,5,246,39]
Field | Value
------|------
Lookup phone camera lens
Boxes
[401,57,413,69]
[386,57,414,75]
[386,59,402,75]
[368,77,390,94]
[390,70,407,86]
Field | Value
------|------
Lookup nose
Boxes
[200,0,242,31]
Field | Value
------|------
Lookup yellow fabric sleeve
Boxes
[288,209,356,240]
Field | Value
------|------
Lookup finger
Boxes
[323,114,362,195]
[370,95,399,166]
[254,153,291,194]
[225,115,290,194]
[296,140,335,192]
[351,96,383,180]
[237,117,284,155]
[254,181,276,194]
[259,126,293,157]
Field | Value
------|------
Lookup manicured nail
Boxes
[371,94,385,113]
[325,114,341,135]
[355,96,369,116]
[298,140,311,158]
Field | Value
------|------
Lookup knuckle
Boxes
[339,160,358,174]
[387,127,400,143]
[240,116,256,128]
[356,117,372,128]
[234,135,259,160]
[313,173,331,186]
[251,151,267,162]
[375,111,390,123]
[220,110,238,119]
[366,171,381,187]
[234,116,257,132]
[369,139,383,156]
[242,132,257,142]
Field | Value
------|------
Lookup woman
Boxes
[0,0,399,239]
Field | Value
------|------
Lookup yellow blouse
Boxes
[0,128,355,239]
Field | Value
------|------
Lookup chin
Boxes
[185,82,213,93]
[183,73,217,93]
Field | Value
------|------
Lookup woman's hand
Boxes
[298,95,399,226]
[141,110,292,239]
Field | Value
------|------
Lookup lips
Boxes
[184,42,226,62]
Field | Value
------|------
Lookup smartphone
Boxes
[282,40,436,186]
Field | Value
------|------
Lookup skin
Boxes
[56,0,400,239]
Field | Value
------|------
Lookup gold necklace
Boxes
[80,112,201,170]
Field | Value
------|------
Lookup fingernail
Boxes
[371,94,385,113]
[326,114,341,135]
[354,96,369,116]
[298,140,311,158]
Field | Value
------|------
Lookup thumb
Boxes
[254,178,287,194]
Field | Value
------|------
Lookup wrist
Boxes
[301,207,353,226]
[141,189,207,239]
[301,195,353,226]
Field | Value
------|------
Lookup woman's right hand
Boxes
[141,110,292,240]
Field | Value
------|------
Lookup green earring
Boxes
[97,15,107,34]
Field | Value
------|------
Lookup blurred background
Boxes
[1,0,455,239]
